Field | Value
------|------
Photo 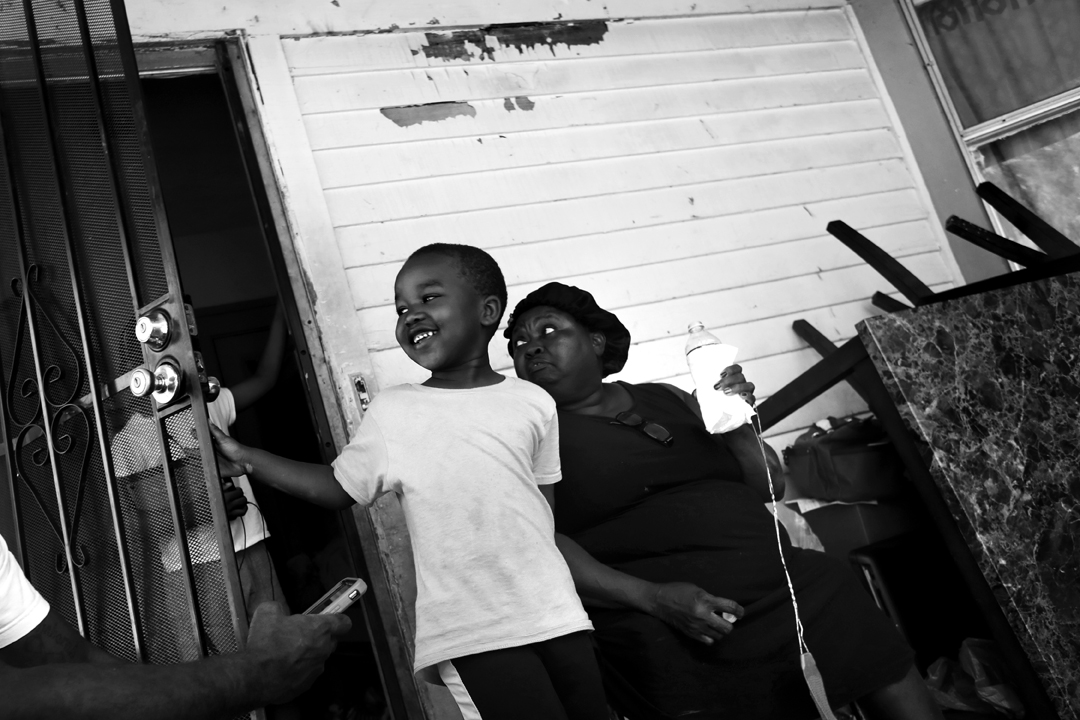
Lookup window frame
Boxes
[898,0,1080,239]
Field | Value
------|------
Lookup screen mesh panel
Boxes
[83,0,168,308]
[0,0,246,686]
[0,0,139,660]
[164,409,239,656]
[111,394,200,663]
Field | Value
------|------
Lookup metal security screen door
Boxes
[0,0,249,690]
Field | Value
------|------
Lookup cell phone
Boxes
[303,577,368,615]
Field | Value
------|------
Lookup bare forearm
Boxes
[1,654,267,720]
[0,610,123,669]
[555,534,658,613]
[243,448,353,510]
[723,424,781,501]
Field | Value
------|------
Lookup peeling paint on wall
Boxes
[489,20,609,55]
[413,20,609,62]
[502,96,536,112]
[380,101,476,127]
[419,29,489,61]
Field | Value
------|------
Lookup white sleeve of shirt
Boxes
[207,387,237,432]
[331,410,392,506]
[0,533,49,649]
[533,409,562,485]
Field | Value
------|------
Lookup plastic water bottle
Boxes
[685,322,755,434]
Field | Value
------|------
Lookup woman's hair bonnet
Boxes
[504,282,631,377]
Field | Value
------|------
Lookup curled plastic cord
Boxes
[754,429,839,720]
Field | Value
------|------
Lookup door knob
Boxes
[135,309,171,351]
[129,362,182,404]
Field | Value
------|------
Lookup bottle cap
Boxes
[687,321,705,332]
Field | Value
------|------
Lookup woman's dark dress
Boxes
[556,383,913,720]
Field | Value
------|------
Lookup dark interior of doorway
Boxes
[141,73,387,720]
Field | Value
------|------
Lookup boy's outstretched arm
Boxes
[211,425,354,510]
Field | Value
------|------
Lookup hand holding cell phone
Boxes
[303,578,368,615]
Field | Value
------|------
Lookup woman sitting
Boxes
[505,282,943,720]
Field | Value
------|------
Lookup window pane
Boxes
[977,108,1080,245]
[915,0,1080,127]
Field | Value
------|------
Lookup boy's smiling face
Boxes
[394,253,498,375]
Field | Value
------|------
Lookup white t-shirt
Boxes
[332,377,592,674]
[208,388,269,554]
[0,533,49,648]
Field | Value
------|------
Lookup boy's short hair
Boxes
[409,244,508,324]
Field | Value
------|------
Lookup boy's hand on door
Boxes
[210,423,253,477]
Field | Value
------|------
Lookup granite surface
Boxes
[859,274,1080,718]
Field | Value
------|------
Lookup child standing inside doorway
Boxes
[212,244,608,720]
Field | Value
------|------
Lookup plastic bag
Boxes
[782,416,905,502]
[925,638,1025,718]
[770,501,826,552]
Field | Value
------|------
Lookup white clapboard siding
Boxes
[336,159,916,266]
[295,42,867,115]
[281,9,959,440]
[353,223,947,351]
[350,216,936,318]
[316,98,891,189]
[326,128,901,226]
[304,70,878,150]
[285,11,855,78]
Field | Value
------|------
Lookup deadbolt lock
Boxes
[204,375,221,402]
[135,309,171,351]
[129,362,183,404]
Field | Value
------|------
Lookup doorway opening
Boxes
[140,70,388,719]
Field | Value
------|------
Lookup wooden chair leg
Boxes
[757,337,868,431]
[792,320,880,409]
[826,221,934,306]
[976,182,1079,259]
[871,292,911,313]
[945,215,1049,267]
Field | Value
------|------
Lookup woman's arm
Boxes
[551,528,656,612]
[660,366,783,502]
[554,532,743,645]
[540,489,742,644]
[719,423,783,502]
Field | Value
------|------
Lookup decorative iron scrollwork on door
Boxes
[5,265,92,576]
[0,0,253,685]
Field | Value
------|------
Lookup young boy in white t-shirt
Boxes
[212,244,607,720]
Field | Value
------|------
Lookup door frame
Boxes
[133,37,423,719]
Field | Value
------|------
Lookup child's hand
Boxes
[222,479,249,520]
[210,424,253,478]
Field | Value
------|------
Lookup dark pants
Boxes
[440,631,609,720]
